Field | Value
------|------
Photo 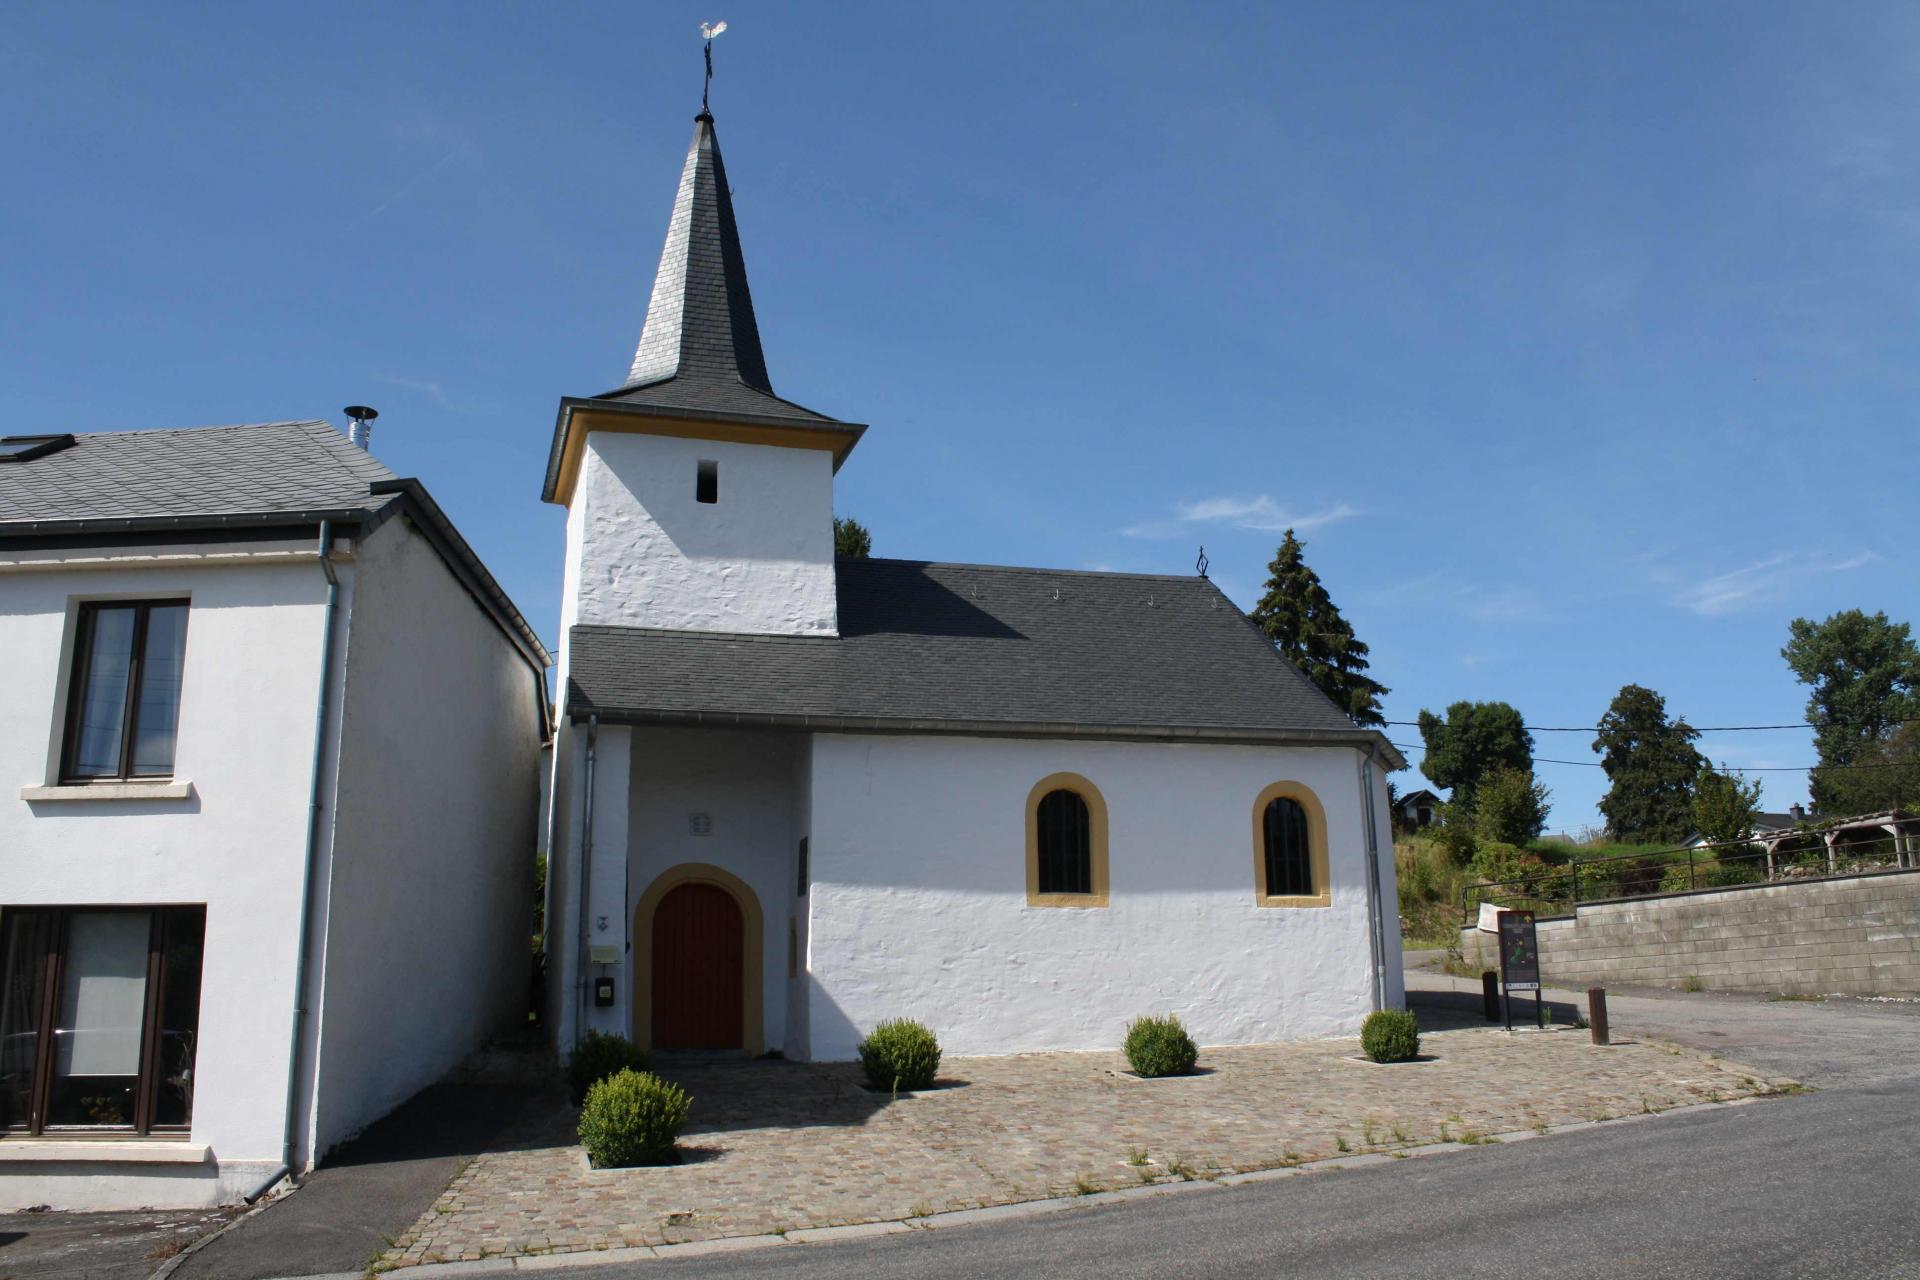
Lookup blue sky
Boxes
[5,2,1915,829]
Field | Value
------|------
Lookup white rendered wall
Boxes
[0,550,336,1209]
[572,728,803,1052]
[562,432,838,640]
[307,517,545,1161]
[806,735,1393,1060]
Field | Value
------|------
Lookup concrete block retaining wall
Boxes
[1459,868,1920,996]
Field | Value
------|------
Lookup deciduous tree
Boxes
[1592,684,1706,844]
[1692,765,1765,848]
[1783,610,1920,812]
[1415,701,1532,811]
[1472,766,1551,846]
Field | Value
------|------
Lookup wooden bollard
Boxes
[1482,970,1500,1023]
[1588,987,1610,1045]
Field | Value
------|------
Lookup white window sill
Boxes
[0,1139,209,1165]
[20,781,196,802]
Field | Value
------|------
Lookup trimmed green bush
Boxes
[578,1069,692,1168]
[857,1018,941,1092]
[568,1030,650,1105]
[1123,1014,1199,1077]
[1361,1009,1421,1063]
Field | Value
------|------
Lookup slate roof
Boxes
[595,111,846,429]
[0,420,551,669]
[567,558,1402,760]
[0,420,396,530]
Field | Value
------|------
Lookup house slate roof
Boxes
[567,558,1403,762]
[0,419,394,529]
[1398,789,1443,809]
[0,420,551,670]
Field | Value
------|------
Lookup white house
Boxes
[541,109,1406,1063]
[0,421,550,1210]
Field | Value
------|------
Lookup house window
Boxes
[1025,773,1109,907]
[61,601,189,782]
[1252,782,1331,907]
[696,459,718,504]
[0,906,206,1135]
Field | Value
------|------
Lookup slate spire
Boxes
[621,111,773,395]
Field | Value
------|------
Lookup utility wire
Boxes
[1385,742,1919,773]
[1383,717,1920,734]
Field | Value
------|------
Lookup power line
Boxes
[1385,717,1920,734]
[1385,742,1920,774]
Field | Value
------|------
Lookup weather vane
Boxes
[700,20,728,114]
[1196,545,1210,578]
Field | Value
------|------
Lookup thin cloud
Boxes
[371,373,492,417]
[1672,551,1875,617]
[1121,496,1358,540]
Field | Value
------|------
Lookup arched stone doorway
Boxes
[632,864,763,1053]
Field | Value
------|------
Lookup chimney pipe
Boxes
[1791,802,1806,821]
[343,405,379,452]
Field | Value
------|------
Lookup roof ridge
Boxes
[849,556,1218,585]
[70,418,334,441]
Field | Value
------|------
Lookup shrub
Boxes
[1433,804,1479,866]
[1473,767,1550,847]
[568,1030,650,1105]
[858,1018,941,1092]
[1471,841,1549,888]
[577,1068,691,1167]
[1123,1014,1199,1077]
[1361,1009,1421,1063]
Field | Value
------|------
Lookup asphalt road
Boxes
[549,977,1920,1280]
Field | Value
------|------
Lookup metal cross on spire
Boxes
[699,20,728,113]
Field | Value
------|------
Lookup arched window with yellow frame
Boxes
[1025,772,1110,907]
[1253,781,1331,907]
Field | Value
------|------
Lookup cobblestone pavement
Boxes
[383,1027,1779,1268]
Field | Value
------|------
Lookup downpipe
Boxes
[1359,745,1389,1012]
[279,521,341,1182]
[575,714,598,1040]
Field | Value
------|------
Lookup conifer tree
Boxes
[833,516,872,559]
[1250,530,1388,727]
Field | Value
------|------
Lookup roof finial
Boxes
[1196,545,1209,578]
[699,20,728,116]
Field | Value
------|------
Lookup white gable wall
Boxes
[805,734,1396,1060]
[563,431,838,641]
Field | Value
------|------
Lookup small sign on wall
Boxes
[689,812,713,836]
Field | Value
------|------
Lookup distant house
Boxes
[1396,789,1444,829]
[0,421,550,1211]
[1685,805,1806,849]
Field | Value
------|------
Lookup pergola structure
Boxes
[1758,809,1919,878]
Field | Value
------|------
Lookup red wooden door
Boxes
[651,883,744,1050]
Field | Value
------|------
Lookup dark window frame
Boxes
[1,905,205,1137]
[1262,797,1315,898]
[59,599,189,784]
[1036,789,1093,896]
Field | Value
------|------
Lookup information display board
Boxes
[1496,908,1544,1030]
[1498,909,1540,991]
